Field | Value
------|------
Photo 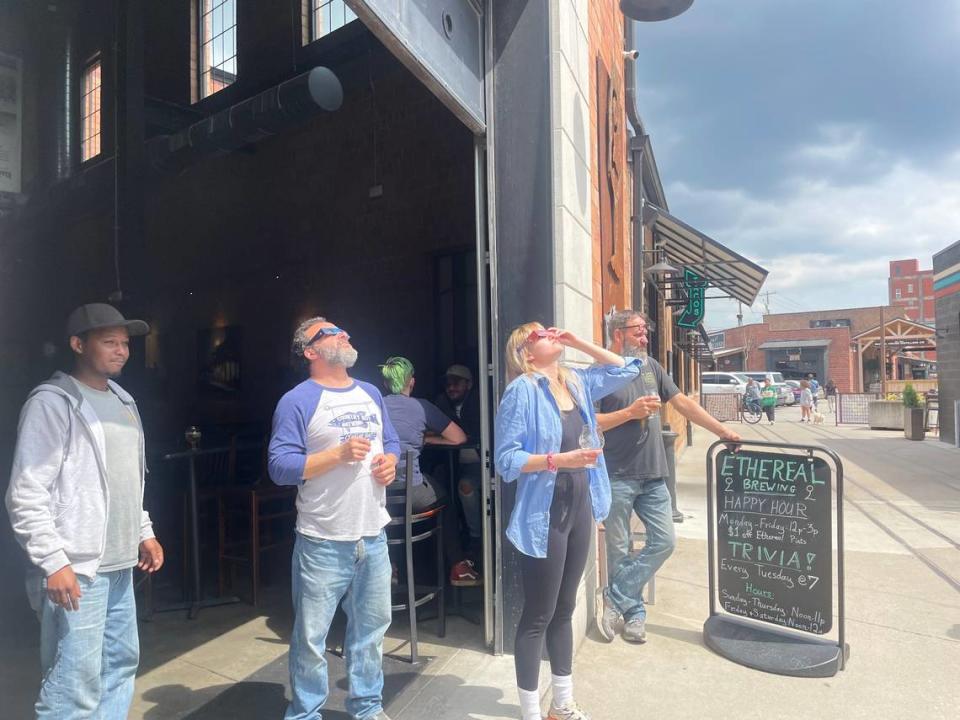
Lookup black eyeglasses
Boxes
[619,323,654,333]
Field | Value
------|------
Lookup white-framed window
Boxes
[199,0,237,99]
[895,289,902,299]
[80,57,102,161]
[907,283,913,293]
[310,0,357,41]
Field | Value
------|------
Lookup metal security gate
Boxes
[836,393,880,425]
[703,393,741,422]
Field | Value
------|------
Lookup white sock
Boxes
[518,687,541,720]
[551,674,573,708]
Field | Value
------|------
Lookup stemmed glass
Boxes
[638,391,661,431]
[578,425,605,469]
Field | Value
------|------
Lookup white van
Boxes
[701,372,748,396]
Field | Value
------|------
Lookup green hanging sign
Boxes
[677,268,707,328]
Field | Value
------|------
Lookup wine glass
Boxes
[578,425,605,469]
[638,391,661,431]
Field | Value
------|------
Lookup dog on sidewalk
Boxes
[812,410,825,425]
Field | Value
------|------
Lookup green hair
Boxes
[380,356,414,394]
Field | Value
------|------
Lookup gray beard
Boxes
[623,340,647,358]
[318,345,358,368]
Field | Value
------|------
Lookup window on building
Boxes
[895,289,902,299]
[310,0,357,41]
[810,319,851,328]
[80,58,102,161]
[199,0,237,99]
[907,283,913,293]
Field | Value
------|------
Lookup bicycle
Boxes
[741,397,763,424]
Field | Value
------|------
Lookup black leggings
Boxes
[514,473,593,690]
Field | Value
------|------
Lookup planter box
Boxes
[904,407,926,440]
[868,400,904,430]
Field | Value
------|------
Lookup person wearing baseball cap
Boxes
[6,303,164,718]
[434,363,484,584]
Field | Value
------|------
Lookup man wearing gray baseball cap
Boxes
[6,303,164,718]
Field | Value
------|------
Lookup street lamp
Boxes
[620,0,695,22]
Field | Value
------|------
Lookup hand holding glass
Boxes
[639,391,661,430]
[578,426,605,469]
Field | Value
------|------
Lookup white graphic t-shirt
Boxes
[268,380,400,541]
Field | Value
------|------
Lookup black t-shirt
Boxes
[598,357,680,481]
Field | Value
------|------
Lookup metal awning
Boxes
[643,202,769,306]
[758,339,831,350]
[713,346,746,357]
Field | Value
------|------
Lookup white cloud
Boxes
[671,138,960,330]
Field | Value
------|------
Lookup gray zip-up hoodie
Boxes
[5,372,154,596]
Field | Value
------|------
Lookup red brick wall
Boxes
[712,323,855,392]
[589,0,632,343]
[762,306,904,337]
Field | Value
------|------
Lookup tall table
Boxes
[158,446,242,619]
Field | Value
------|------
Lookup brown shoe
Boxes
[449,559,482,587]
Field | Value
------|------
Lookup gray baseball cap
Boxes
[444,364,473,382]
[65,303,150,339]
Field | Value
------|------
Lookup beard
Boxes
[623,339,648,358]
[318,343,358,368]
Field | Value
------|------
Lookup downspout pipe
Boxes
[147,66,343,173]
[623,19,648,310]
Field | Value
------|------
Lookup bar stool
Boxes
[385,451,447,663]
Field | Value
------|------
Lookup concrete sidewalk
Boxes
[3,408,956,718]
[563,407,959,720]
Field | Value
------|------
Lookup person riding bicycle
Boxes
[744,378,762,413]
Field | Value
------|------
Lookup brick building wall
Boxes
[762,306,904,336]
[710,323,855,392]
[588,0,632,340]
[890,259,936,324]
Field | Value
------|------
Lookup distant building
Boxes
[889,259,935,324]
[704,305,937,392]
[933,241,960,444]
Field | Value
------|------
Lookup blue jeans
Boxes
[603,479,676,623]
[36,568,139,719]
[287,531,392,720]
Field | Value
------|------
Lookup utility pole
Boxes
[760,291,776,317]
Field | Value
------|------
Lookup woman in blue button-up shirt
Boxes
[494,322,640,720]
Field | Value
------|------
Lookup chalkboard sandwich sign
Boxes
[704,440,848,677]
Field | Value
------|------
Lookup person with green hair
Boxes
[380,356,482,586]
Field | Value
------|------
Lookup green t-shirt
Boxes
[760,386,778,408]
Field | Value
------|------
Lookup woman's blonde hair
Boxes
[504,322,580,395]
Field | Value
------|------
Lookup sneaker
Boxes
[622,617,647,644]
[450,559,482,587]
[546,702,590,720]
[596,596,622,642]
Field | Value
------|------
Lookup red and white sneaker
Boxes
[449,559,482,587]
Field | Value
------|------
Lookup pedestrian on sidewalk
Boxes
[761,378,778,424]
[807,373,821,409]
[6,303,164,719]
[825,378,837,413]
[594,310,740,645]
[494,322,640,720]
[799,380,814,422]
[269,317,399,720]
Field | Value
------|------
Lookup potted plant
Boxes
[902,383,925,440]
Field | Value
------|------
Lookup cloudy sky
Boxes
[632,0,960,330]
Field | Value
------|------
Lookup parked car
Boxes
[785,380,803,403]
[734,372,794,406]
[701,372,748,396]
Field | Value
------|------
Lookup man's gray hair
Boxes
[291,316,327,364]
[605,309,649,348]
